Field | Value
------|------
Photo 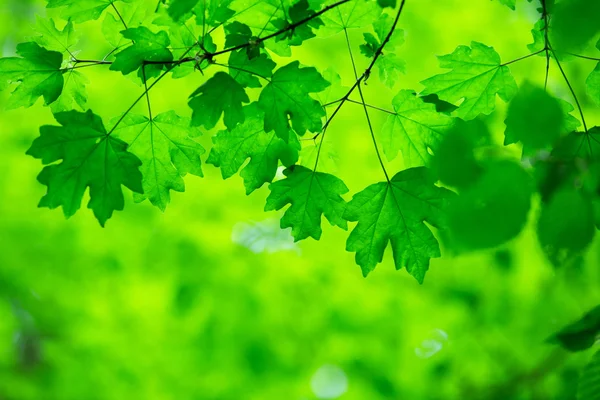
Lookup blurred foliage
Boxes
[0,1,599,400]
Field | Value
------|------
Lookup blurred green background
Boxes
[1,1,600,399]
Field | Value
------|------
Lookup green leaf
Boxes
[586,41,600,106]
[446,160,532,251]
[578,349,600,400]
[551,304,600,352]
[109,27,173,76]
[26,110,143,226]
[272,0,323,46]
[50,69,88,113]
[168,0,199,21]
[504,82,564,151]
[194,0,235,28]
[377,0,396,8]
[102,2,153,49]
[265,165,348,241]
[551,0,600,52]
[31,17,80,56]
[496,0,516,9]
[344,167,454,282]
[112,111,204,211]
[379,90,454,166]
[420,41,518,120]
[318,0,381,36]
[228,49,276,88]
[0,42,64,109]
[47,0,133,23]
[360,13,406,88]
[207,103,300,194]
[431,119,488,190]
[313,67,347,106]
[258,61,330,140]
[538,188,595,266]
[189,71,250,130]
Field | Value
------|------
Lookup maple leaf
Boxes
[111,111,205,211]
[445,160,532,251]
[504,82,564,151]
[26,110,143,226]
[258,61,330,140]
[360,13,406,88]
[420,41,518,120]
[265,165,348,241]
[344,167,454,282]
[380,90,454,166]
[318,0,381,36]
[189,71,250,130]
[193,0,235,28]
[207,103,300,194]
[538,188,595,266]
[51,69,89,113]
[585,40,600,106]
[110,27,173,76]
[102,2,154,49]
[228,50,276,88]
[0,42,64,109]
[46,0,133,23]
[31,17,80,56]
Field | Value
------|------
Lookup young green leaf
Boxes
[112,111,204,211]
[318,0,381,36]
[272,0,323,46]
[102,2,153,49]
[51,69,88,113]
[258,61,330,140]
[47,0,133,23]
[110,27,173,76]
[265,165,348,241]
[193,0,235,29]
[26,110,143,226]
[207,104,300,194]
[420,41,518,120]
[550,304,600,352]
[379,89,454,166]
[344,167,454,282]
[189,71,250,130]
[31,17,80,56]
[0,42,64,109]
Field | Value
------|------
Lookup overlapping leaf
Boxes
[110,27,173,76]
[0,42,64,109]
[207,104,300,193]
[380,90,454,166]
[112,111,204,210]
[189,71,250,130]
[258,61,330,140]
[421,41,518,120]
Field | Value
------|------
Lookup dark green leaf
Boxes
[266,165,348,241]
[344,167,454,282]
[189,71,250,130]
[26,110,143,226]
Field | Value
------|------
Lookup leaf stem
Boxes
[501,49,546,66]
[549,44,588,133]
